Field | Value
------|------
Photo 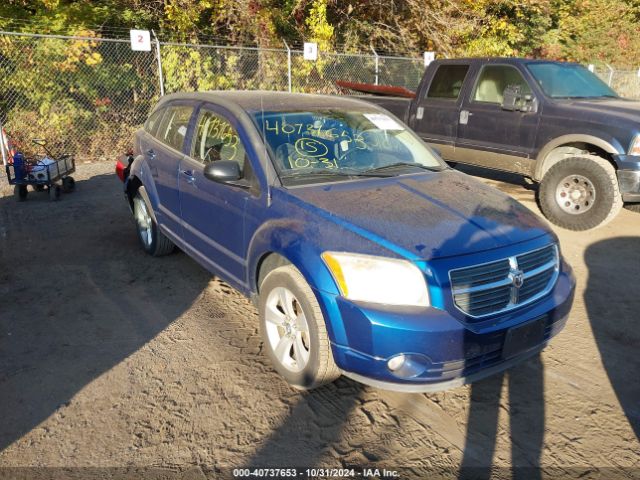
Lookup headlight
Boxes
[321,252,430,307]
[629,134,640,155]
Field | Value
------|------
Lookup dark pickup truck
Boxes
[349,58,640,230]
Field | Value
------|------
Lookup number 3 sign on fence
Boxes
[130,30,151,51]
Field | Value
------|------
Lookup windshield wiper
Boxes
[364,162,439,174]
[278,168,395,179]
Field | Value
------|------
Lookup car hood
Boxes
[284,170,551,260]
[559,98,640,123]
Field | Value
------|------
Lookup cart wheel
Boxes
[49,184,61,201]
[62,176,75,193]
[34,184,45,192]
[14,185,28,201]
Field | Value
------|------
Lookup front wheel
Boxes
[132,191,175,256]
[259,265,340,390]
[538,155,622,230]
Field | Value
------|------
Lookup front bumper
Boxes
[614,155,640,203]
[316,267,575,392]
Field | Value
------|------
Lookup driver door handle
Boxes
[180,169,196,184]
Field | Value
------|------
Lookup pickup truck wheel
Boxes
[259,265,340,390]
[132,191,175,256]
[538,156,622,230]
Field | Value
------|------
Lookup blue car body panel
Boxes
[126,91,575,390]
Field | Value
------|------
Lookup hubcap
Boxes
[133,196,153,247]
[264,287,311,373]
[555,174,596,215]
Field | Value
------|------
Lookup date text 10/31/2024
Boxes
[232,468,400,478]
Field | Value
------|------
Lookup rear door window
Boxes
[473,65,532,104]
[426,65,470,100]
[157,105,193,151]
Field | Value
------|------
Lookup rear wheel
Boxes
[538,155,622,230]
[132,191,175,256]
[259,265,340,390]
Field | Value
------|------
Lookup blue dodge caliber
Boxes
[120,91,575,392]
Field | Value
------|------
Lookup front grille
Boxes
[449,244,559,319]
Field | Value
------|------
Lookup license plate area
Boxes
[502,317,546,360]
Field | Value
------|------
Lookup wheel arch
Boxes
[246,224,340,299]
[534,134,621,181]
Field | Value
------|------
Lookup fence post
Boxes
[283,40,292,93]
[0,119,7,167]
[152,30,165,96]
[605,64,614,86]
[370,46,379,85]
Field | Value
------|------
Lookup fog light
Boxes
[387,354,406,372]
[386,353,430,379]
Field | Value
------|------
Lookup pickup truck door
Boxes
[409,63,471,160]
[178,106,256,290]
[455,64,540,175]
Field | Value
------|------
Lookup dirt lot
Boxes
[0,162,638,480]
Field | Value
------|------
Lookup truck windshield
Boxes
[252,109,445,184]
[527,63,619,99]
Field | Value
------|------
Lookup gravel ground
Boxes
[0,162,638,480]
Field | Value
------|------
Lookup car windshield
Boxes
[251,109,445,185]
[527,62,619,99]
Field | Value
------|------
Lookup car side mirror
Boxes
[203,160,242,183]
[501,85,522,111]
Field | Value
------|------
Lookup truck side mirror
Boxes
[501,85,522,111]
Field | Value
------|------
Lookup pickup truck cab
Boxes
[357,58,640,230]
[118,91,575,392]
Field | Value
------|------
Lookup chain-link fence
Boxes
[0,31,424,161]
[593,65,640,100]
[0,32,161,161]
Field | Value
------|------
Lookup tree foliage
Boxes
[1,0,639,64]
[1,0,639,161]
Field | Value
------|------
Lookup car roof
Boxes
[156,90,384,114]
[431,57,580,66]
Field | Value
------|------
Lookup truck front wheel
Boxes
[539,155,622,230]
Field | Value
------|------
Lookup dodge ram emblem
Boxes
[509,268,525,289]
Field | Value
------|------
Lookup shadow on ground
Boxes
[584,237,640,440]
[0,173,210,451]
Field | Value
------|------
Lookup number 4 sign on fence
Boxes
[130,30,151,51]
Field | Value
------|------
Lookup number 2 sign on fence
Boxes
[130,30,151,51]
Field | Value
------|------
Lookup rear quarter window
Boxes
[145,108,165,137]
[426,65,470,100]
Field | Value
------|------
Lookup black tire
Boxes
[624,203,640,213]
[132,191,175,256]
[62,176,75,193]
[14,185,28,201]
[34,184,45,192]
[49,184,61,201]
[258,265,340,390]
[538,155,622,230]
